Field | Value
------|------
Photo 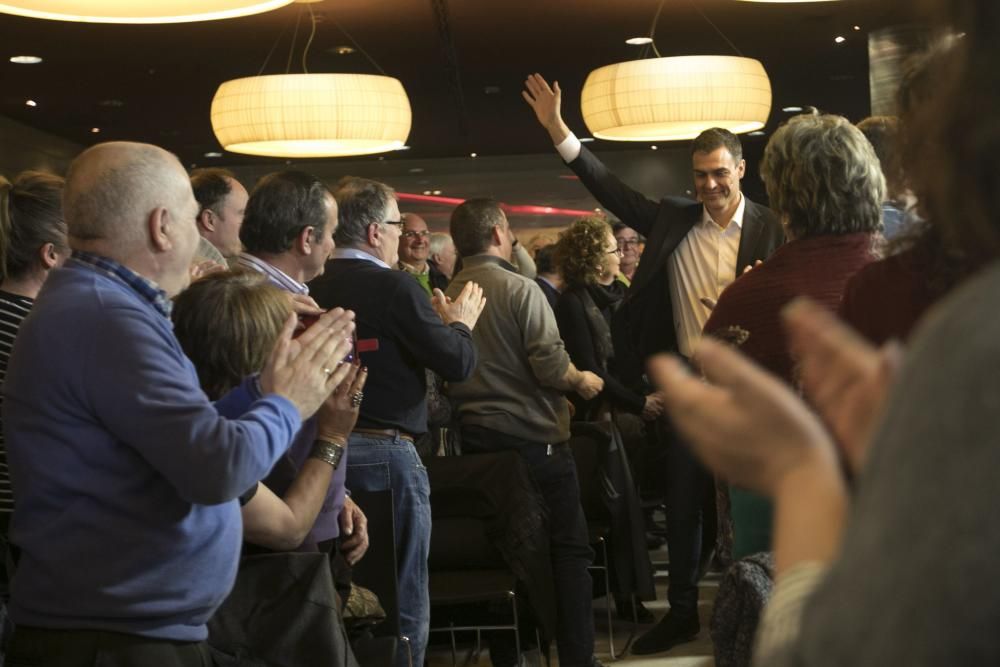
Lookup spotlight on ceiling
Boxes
[9,55,42,64]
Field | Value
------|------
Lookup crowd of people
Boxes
[0,1,996,666]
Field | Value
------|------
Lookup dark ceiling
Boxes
[1,0,915,169]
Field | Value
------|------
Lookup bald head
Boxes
[64,141,201,296]
[65,142,193,254]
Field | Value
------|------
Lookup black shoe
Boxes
[614,596,655,623]
[630,612,700,655]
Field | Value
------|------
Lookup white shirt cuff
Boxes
[555,132,582,163]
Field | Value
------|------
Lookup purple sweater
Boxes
[2,261,301,640]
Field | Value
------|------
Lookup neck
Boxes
[0,271,48,299]
[480,246,509,262]
[597,275,615,287]
[401,259,427,272]
[707,192,742,229]
[251,252,308,284]
[620,263,637,280]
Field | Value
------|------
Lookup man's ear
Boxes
[296,226,316,255]
[736,158,747,180]
[196,208,215,233]
[490,225,503,247]
[367,223,381,248]
[148,207,171,252]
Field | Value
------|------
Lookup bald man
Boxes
[3,141,352,664]
[397,212,449,295]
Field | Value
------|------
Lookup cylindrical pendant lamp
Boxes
[210,73,412,158]
[581,55,772,141]
[0,0,294,23]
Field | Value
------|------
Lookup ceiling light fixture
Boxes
[782,106,804,112]
[0,0,295,24]
[626,37,654,45]
[90,127,100,133]
[204,151,223,158]
[470,152,478,158]
[834,36,846,44]
[748,130,766,136]
[24,99,36,107]
[853,25,861,31]
[579,137,595,143]
[583,1,771,142]
[210,4,411,158]
[9,55,42,64]
[334,46,355,55]
[582,56,771,141]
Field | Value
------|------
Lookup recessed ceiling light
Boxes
[470,152,478,158]
[99,99,125,108]
[748,131,766,136]
[432,190,442,195]
[9,55,42,64]
[409,167,424,173]
[90,127,100,133]
[650,145,658,150]
[834,36,846,44]
[334,46,355,55]
[422,190,432,195]
[204,151,223,158]
[626,37,653,46]
[853,25,861,31]
[579,137,595,143]
[782,106,803,112]
[25,99,37,107]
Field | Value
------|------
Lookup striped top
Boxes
[0,290,33,515]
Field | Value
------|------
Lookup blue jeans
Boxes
[346,433,431,667]
[461,426,596,667]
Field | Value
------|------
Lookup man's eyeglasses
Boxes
[607,247,623,257]
[381,219,404,228]
[618,239,641,248]
[401,230,431,240]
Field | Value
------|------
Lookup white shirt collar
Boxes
[236,252,309,295]
[331,247,391,269]
[701,192,746,230]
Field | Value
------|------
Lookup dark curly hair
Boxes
[554,216,612,288]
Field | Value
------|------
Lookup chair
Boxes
[350,489,412,667]
[426,452,553,667]
[569,421,657,660]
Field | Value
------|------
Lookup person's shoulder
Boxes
[745,197,781,226]
[662,195,701,212]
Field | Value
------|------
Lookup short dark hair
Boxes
[0,171,66,281]
[331,177,397,249]
[450,198,505,257]
[534,243,556,274]
[190,168,237,215]
[240,170,331,255]
[690,127,743,162]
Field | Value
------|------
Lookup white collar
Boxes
[701,192,746,230]
[331,247,391,269]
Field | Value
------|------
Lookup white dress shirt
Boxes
[555,131,745,357]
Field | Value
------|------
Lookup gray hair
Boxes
[331,176,397,249]
[428,232,452,256]
[761,114,885,239]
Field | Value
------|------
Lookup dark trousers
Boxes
[6,627,212,667]
[461,425,595,667]
[660,421,712,618]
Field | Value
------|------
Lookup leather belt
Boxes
[353,428,416,444]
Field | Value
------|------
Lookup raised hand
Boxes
[260,308,357,420]
[783,298,904,475]
[522,73,572,145]
[432,281,487,330]
[649,339,839,497]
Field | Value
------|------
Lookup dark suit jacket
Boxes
[535,277,560,310]
[566,146,784,386]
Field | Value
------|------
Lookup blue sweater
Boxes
[1,262,301,640]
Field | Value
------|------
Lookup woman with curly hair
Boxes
[553,216,662,423]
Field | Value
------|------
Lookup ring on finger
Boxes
[350,390,364,407]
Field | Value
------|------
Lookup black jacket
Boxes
[566,146,785,386]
